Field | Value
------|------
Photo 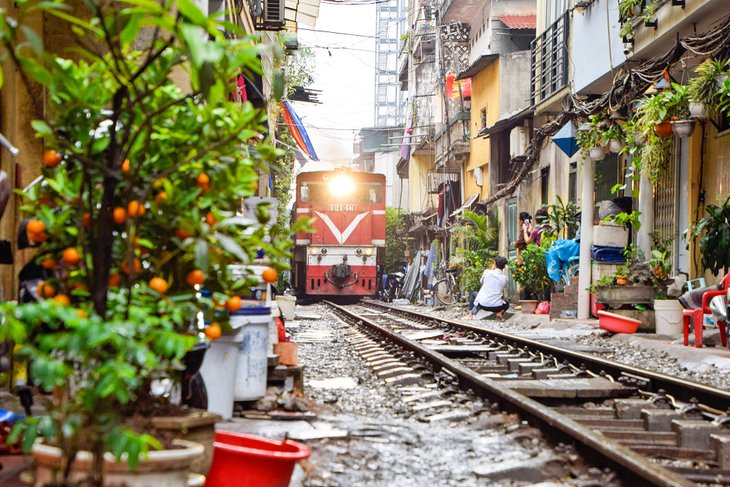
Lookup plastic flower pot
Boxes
[206,431,310,487]
[671,119,696,138]
[608,139,624,153]
[589,146,606,161]
[597,310,640,334]
[689,102,707,120]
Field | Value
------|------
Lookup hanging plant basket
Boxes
[654,120,673,138]
[608,139,624,153]
[689,102,707,120]
[671,119,696,138]
[590,146,607,161]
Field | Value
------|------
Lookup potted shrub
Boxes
[687,58,729,119]
[577,114,608,161]
[0,1,298,485]
[693,195,730,276]
[509,244,551,313]
[668,84,696,137]
[648,234,683,335]
[603,123,625,153]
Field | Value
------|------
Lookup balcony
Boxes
[530,11,569,106]
[435,112,470,172]
[398,38,409,90]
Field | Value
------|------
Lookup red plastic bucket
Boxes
[205,431,310,487]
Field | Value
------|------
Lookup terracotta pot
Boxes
[615,276,629,286]
[589,146,606,161]
[671,119,696,138]
[32,439,204,487]
[654,120,674,138]
[273,342,299,366]
[519,299,539,314]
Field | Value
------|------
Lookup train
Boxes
[291,169,385,298]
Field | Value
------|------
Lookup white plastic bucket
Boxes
[199,335,241,419]
[654,299,684,335]
[232,312,271,401]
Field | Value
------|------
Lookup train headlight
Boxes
[328,174,355,198]
[309,247,320,255]
[364,248,374,256]
[355,248,363,256]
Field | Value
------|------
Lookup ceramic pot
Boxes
[608,139,624,153]
[519,299,539,314]
[689,102,707,120]
[589,146,606,161]
[654,120,673,138]
[32,439,204,487]
[671,119,696,138]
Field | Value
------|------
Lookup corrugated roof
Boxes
[499,14,536,30]
[456,54,498,80]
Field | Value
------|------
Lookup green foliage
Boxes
[508,244,551,301]
[602,210,642,231]
[545,195,578,240]
[384,207,407,273]
[617,0,658,42]
[0,0,300,482]
[577,114,607,149]
[283,45,315,96]
[453,210,497,294]
[688,58,729,116]
[693,195,730,275]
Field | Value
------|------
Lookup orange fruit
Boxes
[186,269,205,287]
[149,277,169,294]
[205,323,222,340]
[113,207,127,225]
[76,308,88,318]
[205,212,216,226]
[121,159,131,174]
[261,267,278,283]
[37,281,56,298]
[225,296,242,312]
[53,294,70,306]
[30,231,48,243]
[196,173,210,190]
[82,212,92,228]
[120,257,141,275]
[108,272,121,287]
[128,200,145,218]
[154,192,167,204]
[42,150,62,168]
[62,247,81,266]
[250,179,259,192]
[27,219,46,234]
[40,256,58,270]
[175,228,192,239]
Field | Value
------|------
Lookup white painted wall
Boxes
[571,0,627,94]
[374,151,410,211]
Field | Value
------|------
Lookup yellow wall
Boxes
[408,152,436,212]
[464,60,500,201]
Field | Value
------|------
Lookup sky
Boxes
[293,4,376,167]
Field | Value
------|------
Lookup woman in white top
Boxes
[466,256,509,320]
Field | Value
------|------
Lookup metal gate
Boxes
[653,140,680,271]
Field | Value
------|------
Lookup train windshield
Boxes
[300,181,383,203]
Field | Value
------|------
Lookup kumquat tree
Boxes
[0,0,305,483]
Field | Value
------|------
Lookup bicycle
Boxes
[433,266,460,305]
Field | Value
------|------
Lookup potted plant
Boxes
[0,1,298,485]
[648,234,683,335]
[603,123,625,153]
[687,58,729,119]
[668,84,696,137]
[577,114,608,161]
[509,244,551,313]
[693,195,730,276]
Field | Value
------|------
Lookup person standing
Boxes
[514,212,532,262]
[466,256,509,320]
[527,208,549,247]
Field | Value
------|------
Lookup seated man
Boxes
[467,256,509,320]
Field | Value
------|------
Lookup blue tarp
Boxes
[591,246,626,263]
[546,239,581,283]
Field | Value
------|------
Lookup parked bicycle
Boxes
[433,265,460,305]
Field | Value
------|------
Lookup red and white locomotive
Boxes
[291,169,385,298]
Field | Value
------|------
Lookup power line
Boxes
[297,27,377,38]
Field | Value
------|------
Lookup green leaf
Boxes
[194,238,209,270]
[31,119,53,136]
[177,0,208,26]
[20,25,44,56]
[213,232,248,262]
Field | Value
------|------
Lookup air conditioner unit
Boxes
[509,126,527,158]
[251,0,285,31]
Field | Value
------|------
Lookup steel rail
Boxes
[364,300,730,413]
[328,301,693,487]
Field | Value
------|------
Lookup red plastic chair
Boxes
[683,308,705,347]
[697,274,730,348]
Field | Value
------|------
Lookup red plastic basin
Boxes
[597,310,641,334]
[205,431,310,487]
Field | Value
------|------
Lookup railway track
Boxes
[326,300,730,486]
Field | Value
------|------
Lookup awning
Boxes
[477,106,533,138]
[451,193,479,218]
[499,15,536,30]
[456,54,498,80]
[286,0,320,29]
[280,101,319,161]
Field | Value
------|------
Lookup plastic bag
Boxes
[535,301,551,315]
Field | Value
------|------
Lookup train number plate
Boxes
[328,204,356,212]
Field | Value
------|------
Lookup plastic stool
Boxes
[683,309,704,348]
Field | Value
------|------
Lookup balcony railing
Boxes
[530,11,569,106]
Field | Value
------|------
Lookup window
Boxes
[474,167,483,187]
[480,107,487,129]
[541,167,550,204]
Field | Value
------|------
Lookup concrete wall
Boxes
[374,151,410,211]
[571,0,626,94]
[469,0,535,63]
[498,51,531,116]
[408,152,437,212]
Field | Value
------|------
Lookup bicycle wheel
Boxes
[434,279,456,305]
